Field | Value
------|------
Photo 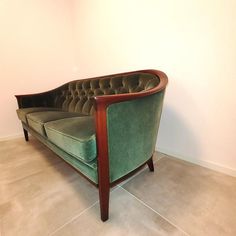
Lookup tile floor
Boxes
[0,137,235,236]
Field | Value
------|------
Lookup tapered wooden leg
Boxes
[97,150,110,222]
[147,157,154,172]
[98,182,110,222]
[95,102,111,221]
[23,128,29,141]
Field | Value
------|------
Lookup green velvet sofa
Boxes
[15,69,168,221]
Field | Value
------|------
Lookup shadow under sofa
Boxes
[15,69,168,221]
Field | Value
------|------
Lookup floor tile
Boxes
[1,137,236,236]
[118,151,165,187]
[52,187,185,236]
[123,157,236,236]
[0,137,62,185]
[0,139,99,236]
[154,151,167,163]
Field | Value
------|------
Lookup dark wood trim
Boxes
[23,126,99,187]
[23,128,29,141]
[58,157,98,187]
[24,124,157,221]
[16,69,168,222]
[15,69,168,99]
[110,158,152,187]
[92,69,167,221]
[23,124,155,191]
[94,102,110,221]
[147,156,154,172]
[94,69,168,107]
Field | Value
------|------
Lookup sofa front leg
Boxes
[95,101,111,221]
[98,174,110,221]
[97,151,110,221]
[147,156,154,172]
[23,128,29,142]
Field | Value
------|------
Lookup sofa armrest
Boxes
[93,69,168,184]
[15,91,54,109]
[94,69,167,107]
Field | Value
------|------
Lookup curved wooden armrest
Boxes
[94,69,168,109]
[93,69,168,196]
[15,91,54,109]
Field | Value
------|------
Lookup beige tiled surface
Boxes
[0,138,99,236]
[117,151,166,187]
[123,157,236,236]
[0,163,99,236]
[0,138,62,184]
[52,187,185,236]
[0,137,236,236]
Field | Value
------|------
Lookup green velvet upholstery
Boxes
[50,73,160,115]
[16,70,168,221]
[107,91,165,182]
[16,73,160,116]
[16,71,165,186]
[27,111,83,136]
[16,107,61,124]
[22,123,98,183]
[45,116,97,163]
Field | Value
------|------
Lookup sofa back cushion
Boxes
[52,73,160,115]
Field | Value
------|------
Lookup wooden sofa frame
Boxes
[15,69,168,221]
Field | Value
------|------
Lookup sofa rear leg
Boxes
[147,157,154,172]
[98,180,110,221]
[23,128,29,142]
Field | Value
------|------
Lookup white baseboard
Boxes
[157,148,236,178]
[0,133,24,142]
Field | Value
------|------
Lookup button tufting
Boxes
[52,73,159,114]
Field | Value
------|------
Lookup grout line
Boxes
[153,155,164,164]
[118,154,163,187]
[49,186,120,236]
[120,187,190,236]
[158,149,236,178]
[49,200,99,236]
[118,166,147,186]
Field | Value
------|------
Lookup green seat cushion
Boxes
[27,126,98,183]
[27,111,83,136]
[44,116,97,163]
[16,107,62,124]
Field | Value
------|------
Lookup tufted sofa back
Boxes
[52,73,160,115]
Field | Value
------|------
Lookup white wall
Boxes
[72,0,236,175]
[0,0,75,138]
[0,0,235,176]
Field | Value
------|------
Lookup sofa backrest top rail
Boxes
[15,69,168,115]
[52,70,167,115]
